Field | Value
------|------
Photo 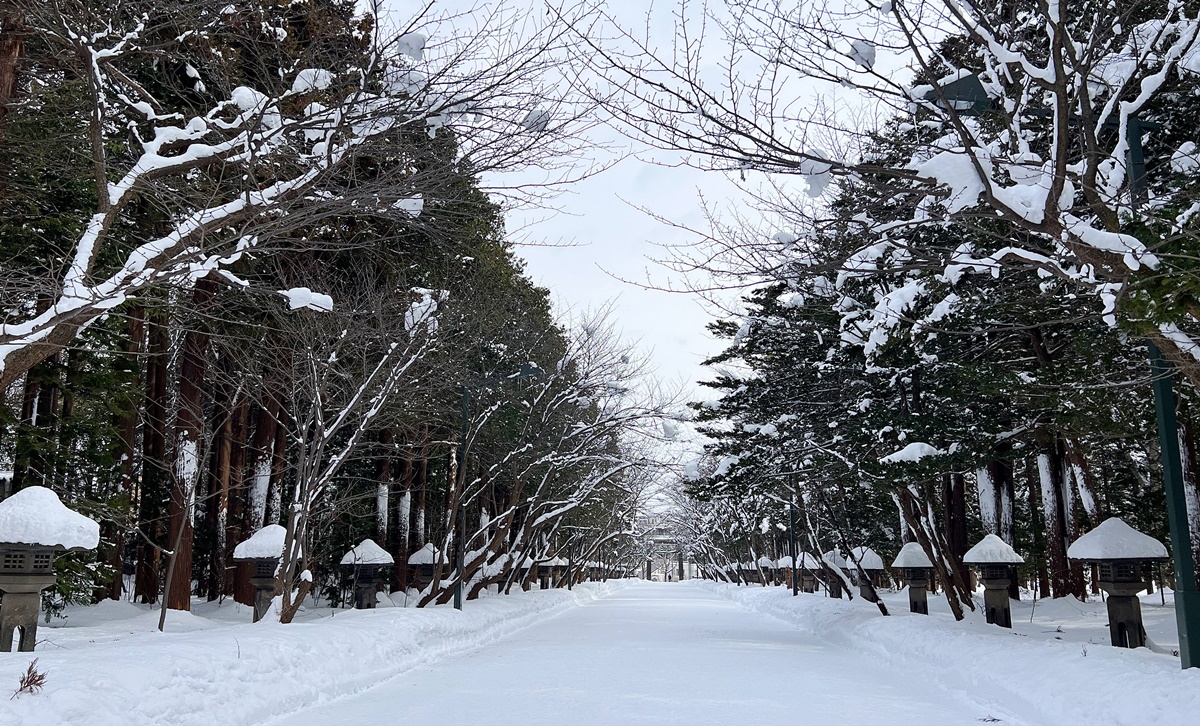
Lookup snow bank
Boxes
[340,538,394,566]
[0,582,628,726]
[964,534,1024,564]
[1068,517,1169,561]
[232,524,287,560]
[695,581,1200,725]
[0,486,99,549]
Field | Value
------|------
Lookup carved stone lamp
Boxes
[1068,517,1168,649]
[964,534,1024,628]
[891,542,935,615]
[232,524,287,622]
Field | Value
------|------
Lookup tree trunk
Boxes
[105,307,143,600]
[1178,396,1200,590]
[1027,458,1052,598]
[375,428,393,544]
[165,280,217,611]
[225,394,249,598]
[942,472,969,587]
[135,308,169,604]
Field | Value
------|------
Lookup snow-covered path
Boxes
[278,581,995,725]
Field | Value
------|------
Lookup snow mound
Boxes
[849,546,885,570]
[0,486,99,549]
[879,442,942,464]
[964,534,1024,564]
[775,555,794,568]
[891,542,933,568]
[232,524,286,560]
[1067,517,1168,561]
[341,539,394,566]
[407,543,442,565]
[757,556,775,568]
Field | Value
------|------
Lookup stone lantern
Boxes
[964,534,1024,628]
[1067,517,1168,649]
[536,558,554,589]
[341,539,394,609]
[849,546,887,599]
[407,543,442,590]
[757,556,777,585]
[821,550,849,599]
[891,542,934,614]
[232,524,287,622]
[549,556,568,587]
[775,555,794,587]
[797,553,820,593]
[0,487,100,652]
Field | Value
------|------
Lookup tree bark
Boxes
[165,279,217,611]
[135,308,169,604]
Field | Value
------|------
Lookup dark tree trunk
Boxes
[942,472,969,587]
[105,307,144,600]
[135,309,170,604]
[1027,459,1052,599]
[225,394,249,598]
[165,280,217,611]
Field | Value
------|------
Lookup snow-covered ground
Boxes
[3,580,1197,725]
[276,580,987,725]
[703,580,1200,725]
[0,582,624,726]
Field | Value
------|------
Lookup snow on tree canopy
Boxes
[0,486,100,550]
[340,538,394,566]
[891,542,933,569]
[822,550,847,568]
[521,108,551,132]
[879,442,942,464]
[1066,517,1168,561]
[396,32,426,61]
[963,534,1024,564]
[291,69,333,93]
[232,524,287,560]
[849,546,885,570]
[408,543,442,565]
[279,287,333,312]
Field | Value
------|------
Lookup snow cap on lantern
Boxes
[1067,517,1168,562]
[0,486,100,550]
[849,546,885,572]
[963,534,1024,565]
[891,542,934,569]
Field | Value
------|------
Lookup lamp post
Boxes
[454,362,545,611]
[927,76,1199,666]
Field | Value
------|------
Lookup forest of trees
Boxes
[582,0,1200,617]
[0,0,673,620]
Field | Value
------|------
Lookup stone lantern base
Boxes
[800,573,817,593]
[1099,563,1150,648]
[981,578,1013,628]
[904,569,930,615]
[0,573,56,652]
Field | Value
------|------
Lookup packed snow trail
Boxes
[277,581,1003,725]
